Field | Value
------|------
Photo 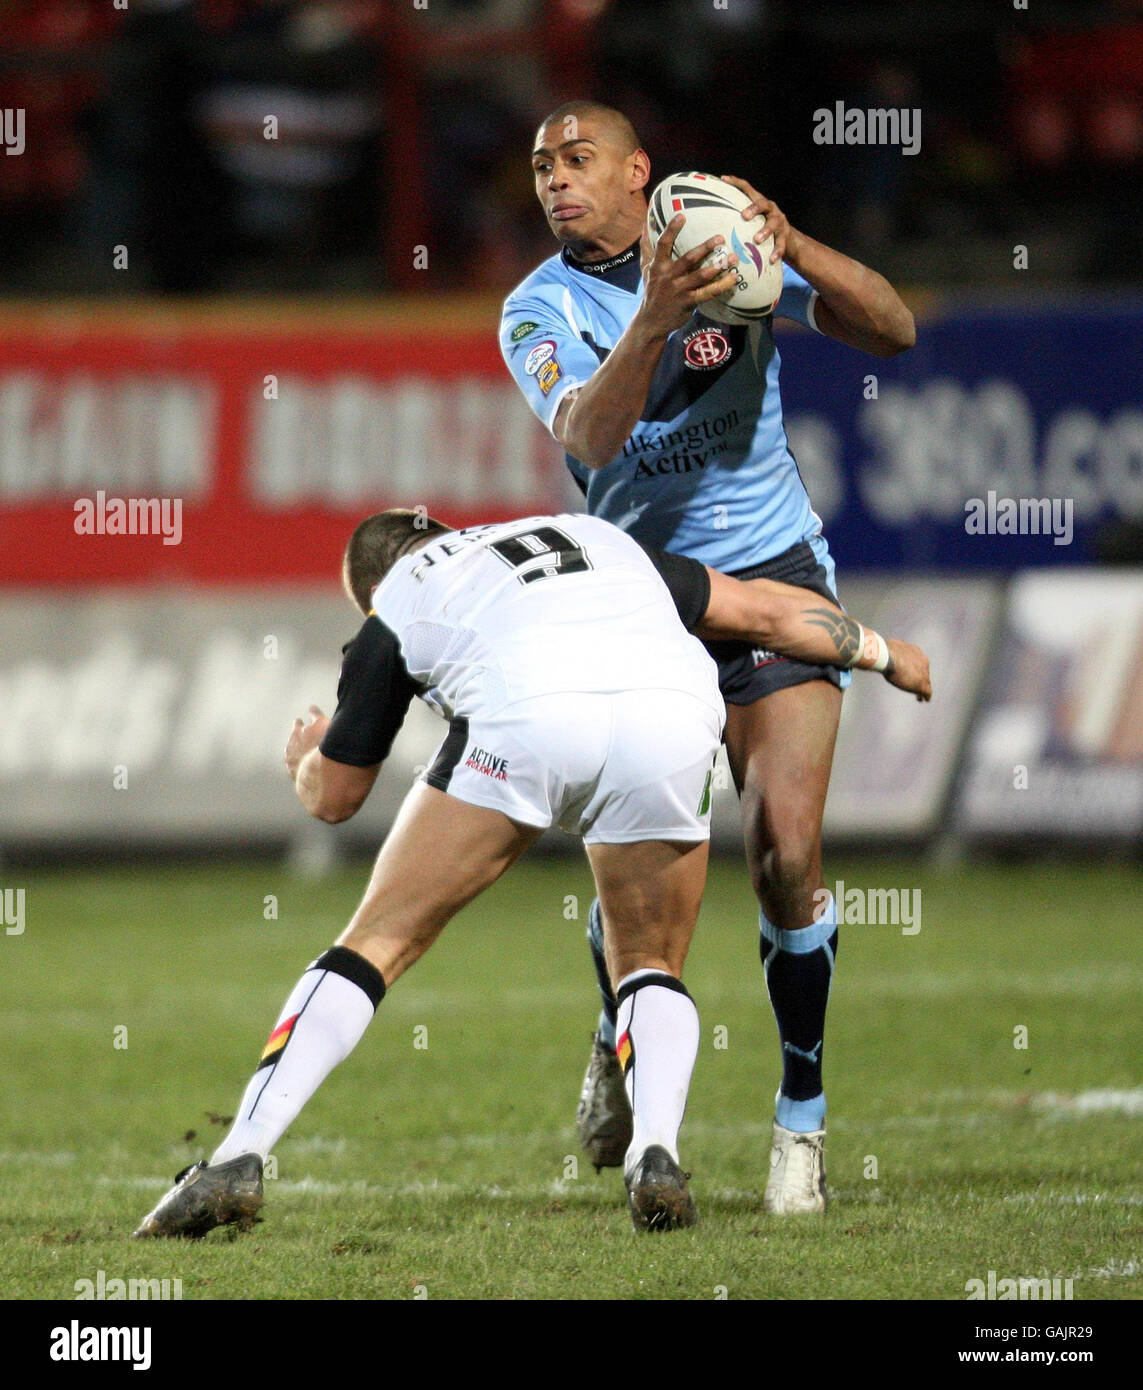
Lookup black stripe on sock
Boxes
[310,946,386,1010]
[625,997,637,1105]
[424,716,470,792]
[587,900,619,1020]
[616,972,690,1007]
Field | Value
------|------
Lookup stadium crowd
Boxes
[0,0,1139,293]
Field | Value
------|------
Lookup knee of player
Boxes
[611,952,678,982]
[751,834,821,903]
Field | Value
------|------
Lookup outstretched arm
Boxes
[696,569,932,701]
[721,175,915,358]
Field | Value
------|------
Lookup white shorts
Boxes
[422,687,724,843]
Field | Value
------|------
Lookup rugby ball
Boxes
[646,172,783,323]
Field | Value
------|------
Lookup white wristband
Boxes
[860,626,891,673]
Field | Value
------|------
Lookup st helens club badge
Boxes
[683,328,731,369]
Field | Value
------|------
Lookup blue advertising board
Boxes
[776,300,1143,569]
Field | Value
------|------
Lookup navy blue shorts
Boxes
[703,540,847,707]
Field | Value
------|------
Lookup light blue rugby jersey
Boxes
[499,241,830,575]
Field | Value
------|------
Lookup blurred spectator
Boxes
[81,0,381,292]
[806,58,923,258]
[0,0,118,281]
[0,0,1138,294]
[403,0,565,288]
[81,0,221,293]
[1008,3,1143,281]
[192,1,382,284]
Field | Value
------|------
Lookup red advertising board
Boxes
[0,307,568,585]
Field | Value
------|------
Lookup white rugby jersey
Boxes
[319,514,719,769]
[377,512,717,712]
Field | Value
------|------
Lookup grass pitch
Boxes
[1,854,1140,1301]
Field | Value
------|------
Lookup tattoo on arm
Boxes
[805,607,861,665]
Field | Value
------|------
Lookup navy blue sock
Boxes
[759,894,838,1132]
[587,898,618,1050]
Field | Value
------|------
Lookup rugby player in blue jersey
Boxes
[500,100,916,1214]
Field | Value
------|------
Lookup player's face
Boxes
[532,119,643,248]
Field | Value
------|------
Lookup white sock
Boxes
[614,969,699,1173]
[211,946,384,1164]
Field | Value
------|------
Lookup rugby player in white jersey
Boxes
[501,101,917,1212]
[134,511,928,1239]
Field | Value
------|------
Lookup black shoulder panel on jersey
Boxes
[578,328,610,365]
[566,465,589,497]
[639,544,711,633]
[640,312,771,423]
[319,616,419,769]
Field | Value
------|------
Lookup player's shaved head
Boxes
[531,100,649,257]
[343,509,450,613]
[535,101,640,156]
